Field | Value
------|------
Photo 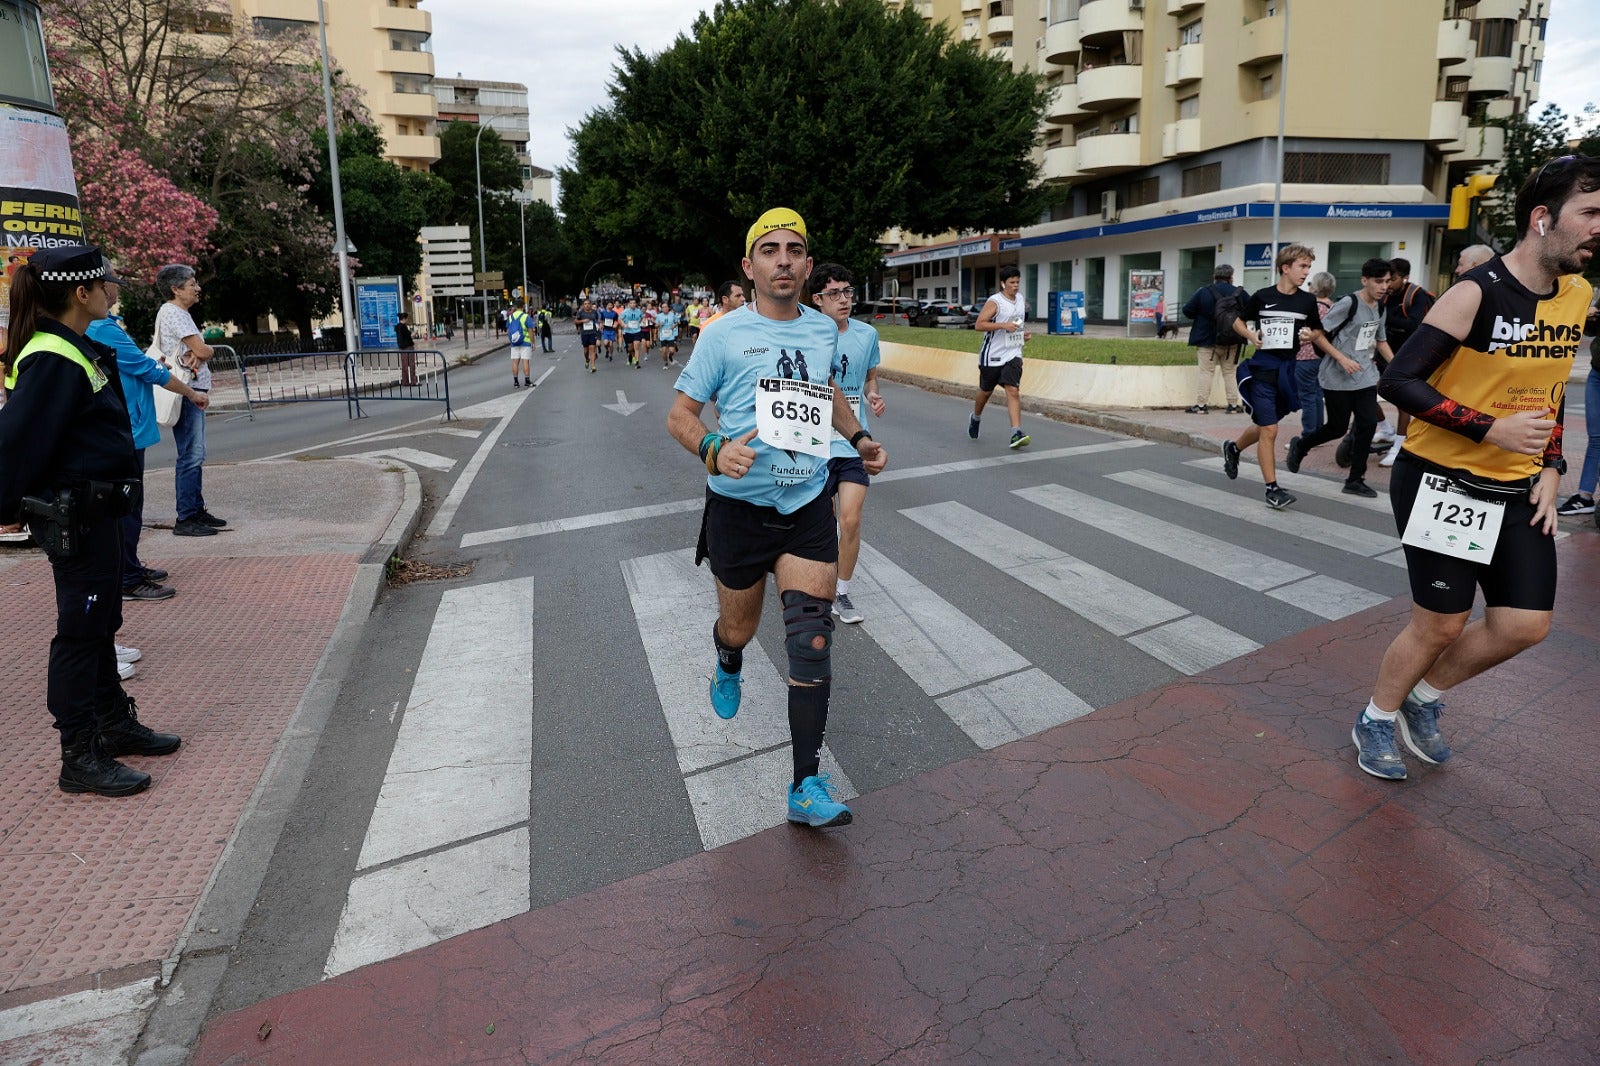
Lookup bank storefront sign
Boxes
[1015,202,1450,250]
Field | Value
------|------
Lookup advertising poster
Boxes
[1127,270,1165,336]
[355,276,404,350]
[1059,290,1085,335]
[1,105,83,330]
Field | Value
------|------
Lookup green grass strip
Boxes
[873,324,1198,366]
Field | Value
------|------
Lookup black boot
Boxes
[60,735,151,797]
[96,693,181,757]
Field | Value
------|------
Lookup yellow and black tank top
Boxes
[1406,256,1589,481]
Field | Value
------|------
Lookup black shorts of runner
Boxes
[826,455,869,496]
[695,487,838,591]
[662,337,678,349]
[978,357,1023,393]
[1389,452,1557,614]
[1239,357,1295,428]
[581,331,599,347]
[624,331,644,345]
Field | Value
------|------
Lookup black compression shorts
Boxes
[1389,453,1557,614]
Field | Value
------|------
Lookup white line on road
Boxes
[424,386,536,538]
[852,544,1093,747]
[462,499,703,549]
[347,446,457,471]
[901,501,1260,675]
[1183,457,1392,514]
[325,828,529,978]
[460,439,1153,548]
[622,548,856,848]
[355,576,535,870]
[1107,469,1400,558]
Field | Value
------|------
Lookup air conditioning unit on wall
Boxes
[1101,190,1120,222]
[1128,0,1144,9]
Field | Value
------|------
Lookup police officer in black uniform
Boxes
[0,246,181,797]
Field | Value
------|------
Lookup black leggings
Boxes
[1299,386,1380,481]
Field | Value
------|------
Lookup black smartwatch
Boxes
[1546,456,1568,475]
[849,430,873,449]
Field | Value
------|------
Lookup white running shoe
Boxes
[115,643,142,664]
[117,660,136,681]
[1379,436,1405,468]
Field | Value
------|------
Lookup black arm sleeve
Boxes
[1377,322,1494,443]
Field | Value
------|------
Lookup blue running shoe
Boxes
[1397,696,1451,764]
[710,664,742,720]
[787,773,853,828]
[1352,712,1407,781]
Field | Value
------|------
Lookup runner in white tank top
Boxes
[969,266,1030,449]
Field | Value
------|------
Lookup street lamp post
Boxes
[474,115,512,327]
[315,0,355,351]
[516,193,529,310]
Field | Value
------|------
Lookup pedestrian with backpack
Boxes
[1284,259,1397,497]
[1181,264,1246,414]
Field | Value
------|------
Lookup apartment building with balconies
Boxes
[235,0,440,169]
[893,0,1547,321]
[431,78,553,207]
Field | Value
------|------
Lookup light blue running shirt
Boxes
[657,310,680,341]
[676,303,841,513]
[828,318,881,459]
[620,306,644,334]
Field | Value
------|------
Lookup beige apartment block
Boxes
[894,0,1549,321]
[235,0,440,169]
[432,78,554,207]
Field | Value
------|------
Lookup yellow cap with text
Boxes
[745,208,807,256]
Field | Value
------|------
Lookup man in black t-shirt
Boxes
[1221,243,1333,510]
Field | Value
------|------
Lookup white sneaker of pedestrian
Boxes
[1379,436,1405,467]
[117,660,136,681]
[114,643,142,663]
[1371,418,1397,446]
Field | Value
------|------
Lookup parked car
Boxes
[908,301,970,328]
[853,300,911,327]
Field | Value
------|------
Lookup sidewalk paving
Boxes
[3,370,1598,1064]
[0,459,417,1061]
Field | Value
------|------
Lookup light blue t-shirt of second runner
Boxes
[620,307,644,334]
[676,303,841,513]
[829,318,881,459]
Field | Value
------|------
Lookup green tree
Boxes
[430,121,523,267]
[558,0,1049,287]
[1480,103,1600,247]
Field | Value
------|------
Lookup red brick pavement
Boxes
[0,552,356,1001]
[193,532,1600,1065]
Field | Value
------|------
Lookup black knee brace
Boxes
[780,590,834,684]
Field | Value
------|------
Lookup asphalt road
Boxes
[197,327,1415,1012]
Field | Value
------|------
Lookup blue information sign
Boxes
[355,276,404,350]
[1048,291,1085,335]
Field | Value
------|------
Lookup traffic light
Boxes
[627,255,634,267]
[1449,173,1498,230]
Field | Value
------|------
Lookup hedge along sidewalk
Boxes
[872,324,1195,365]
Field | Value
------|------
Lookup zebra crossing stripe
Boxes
[850,544,1092,747]
[1183,457,1392,514]
[325,576,537,978]
[1014,483,1390,620]
[901,501,1260,675]
[1107,470,1400,559]
[622,549,857,849]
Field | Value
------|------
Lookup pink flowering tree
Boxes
[46,0,373,341]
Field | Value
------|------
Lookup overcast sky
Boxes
[429,0,1600,190]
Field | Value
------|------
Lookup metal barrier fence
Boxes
[233,348,453,421]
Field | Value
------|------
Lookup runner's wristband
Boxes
[849,430,873,449]
[705,436,727,475]
[698,432,719,462]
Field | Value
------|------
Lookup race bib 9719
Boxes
[1260,318,1295,349]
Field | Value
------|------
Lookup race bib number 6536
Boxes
[756,377,833,458]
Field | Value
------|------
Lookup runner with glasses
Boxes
[809,265,885,625]
[1352,155,1600,781]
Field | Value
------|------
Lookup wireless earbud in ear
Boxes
[1538,219,1548,236]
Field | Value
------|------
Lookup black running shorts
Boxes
[695,487,838,591]
[978,357,1023,393]
[826,455,869,496]
[1389,453,1557,614]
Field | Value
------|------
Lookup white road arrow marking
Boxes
[602,390,646,416]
